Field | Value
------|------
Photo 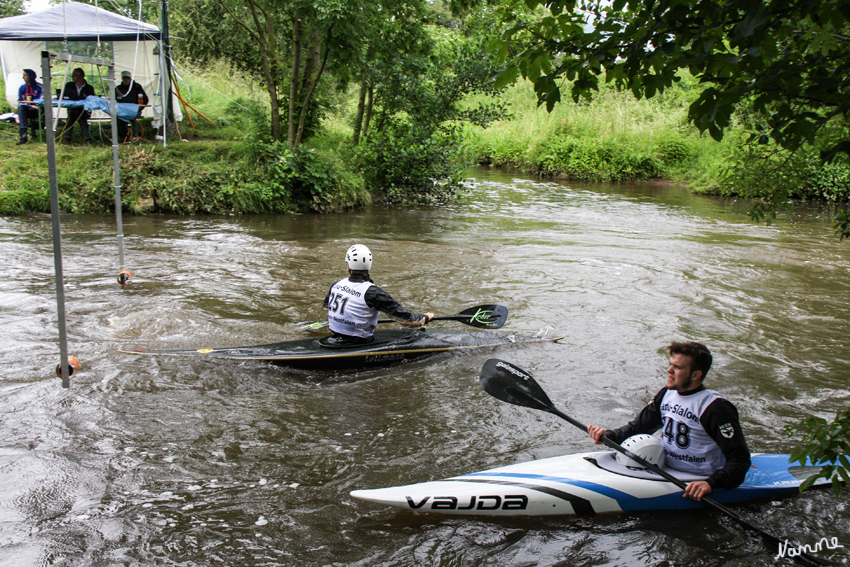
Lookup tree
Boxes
[172,0,367,147]
[0,0,25,18]
[70,0,159,23]
[349,0,434,145]
[357,15,508,202]
[490,0,850,218]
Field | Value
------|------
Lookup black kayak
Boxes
[119,327,564,371]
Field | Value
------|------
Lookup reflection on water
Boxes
[0,168,848,566]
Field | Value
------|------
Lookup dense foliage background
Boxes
[2,0,847,217]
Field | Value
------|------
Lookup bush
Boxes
[535,136,663,181]
[247,139,367,213]
[0,188,49,214]
[803,161,850,202]
[356,119,465,204]
[785,407,850,496]
[713,139,850,206]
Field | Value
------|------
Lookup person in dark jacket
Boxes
[114,70,149,141]
[323,244,434,345]
[16,69,43,145]
[587,341,751,501]
[61,68,95,144]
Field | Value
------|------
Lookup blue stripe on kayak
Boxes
[456,472,802,511]
[459,472,646,509]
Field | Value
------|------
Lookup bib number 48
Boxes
[663,418,691,449]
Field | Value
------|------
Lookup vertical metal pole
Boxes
[159,1,168,147]
[107,63,125,269]
[157,38,167,148]
[42,51,70,389]
[161,0,174,124]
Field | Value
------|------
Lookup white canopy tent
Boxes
[0,1,181,123]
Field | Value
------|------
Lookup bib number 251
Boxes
[328,292,349,315]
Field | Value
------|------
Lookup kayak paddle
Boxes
[478,358,829,567]
[298,304,508,331]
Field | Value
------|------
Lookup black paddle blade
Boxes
[479,358,556,413]
[454,305,508,329]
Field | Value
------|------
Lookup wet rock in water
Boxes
[223,443,243,460]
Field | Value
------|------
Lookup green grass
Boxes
[169,60,268,141]
[460,74,732,185]
[460,75,849,205]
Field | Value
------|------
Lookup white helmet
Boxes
[345,244,372,271]
[616,434,665,468]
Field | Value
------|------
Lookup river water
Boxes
[0,168,848,567]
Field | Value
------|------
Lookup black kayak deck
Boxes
[119,328,564,370]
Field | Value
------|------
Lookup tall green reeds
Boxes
[461,74,731,185]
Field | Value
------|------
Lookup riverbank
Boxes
[0,62,372,216]
[2,65,847,216]
[461,78,850,208]
[460,75,714,185]
[0,134,371,215]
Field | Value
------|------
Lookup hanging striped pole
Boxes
[106,62,132,287]
[42,50,71,389]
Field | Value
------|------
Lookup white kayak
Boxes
[350,451,827,516]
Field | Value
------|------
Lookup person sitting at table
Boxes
[16,69,43,146]
[61,67,95,145]
[114,70,149,141]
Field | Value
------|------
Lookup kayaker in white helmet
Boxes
[587,341,751,502]
[323,244,434,345]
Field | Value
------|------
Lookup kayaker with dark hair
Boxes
[323,244,434,345]
[587,340,751,501]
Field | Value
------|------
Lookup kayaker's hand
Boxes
[587,425,605,445]
[683,480,712,501]
[397,313,435,328]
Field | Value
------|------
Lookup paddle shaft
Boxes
[544,404,827,567]
[301,316,467,329]
[379,315,471,324]
[300,304,508,331]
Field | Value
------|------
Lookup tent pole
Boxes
[158,35,167,148]
[158,0,168,148]
[41,51,70,389]
[161,0,174,124]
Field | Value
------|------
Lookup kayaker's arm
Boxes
[364,286,433,327]
[700,399,752,490]
[322,282,336,310]
[597,388,666,444]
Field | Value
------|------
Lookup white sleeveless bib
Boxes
[659,388,725,475]
[327,278,379,338]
